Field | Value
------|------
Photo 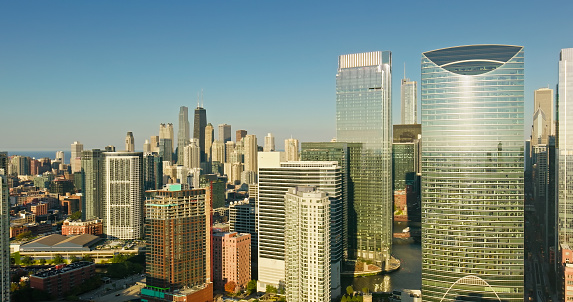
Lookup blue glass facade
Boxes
[421,45,524,301]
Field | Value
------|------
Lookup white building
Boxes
[400,78,417,124]
[183,139,201,170]
[264,133,275,152]
[70,141,83,173]
[285,186,330,302]
[284,138,299,162]
[103,152,143,240]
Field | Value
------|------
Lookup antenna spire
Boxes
[197,92,200,108]
[403,62,406,80]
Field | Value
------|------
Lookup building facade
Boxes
[81,149,104,221]
[125,131,135,152]
[177,106,190,164]
[401,78,417,124]
[264,133,275,152]
[193,106,207,162]
[70,141,83,173]
[212,232,251,291]
[336,51,393,265]
[559,48,573,248]
[159,123,174,163]
[285,138,299,162]
[285,186,331,302]
[0,169,9,302]
[219,124,231,143]
[421,45,524,301]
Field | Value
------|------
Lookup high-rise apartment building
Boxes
[401,78,417,124]
[285,186,331,302]
[257,154,342,298]
[212,232,251,291]
[150,136,160,153]
[142,187,213,301]
[264,133,275,152]
[184,139,201,170]
[0,169,9,302]
[211,140,225,164]
[219,124,231,143]
[225,141,236,163]
[159,123,174,163]
[205,123,214,165]
[559,48,573,248]
[336,51,393,265]
[229,199,257,270]
[143,152,163,191]
[81,149,104,220]
[177,106,190,164]
[421,45,524,301]
[70,141,83,173]
[193,106,207,162]
[284,138,299,162]
[236,130,247,142]
[125,132,135,152]
[102,151,144,240]
[143,140,151,154]
[243,135,258,172]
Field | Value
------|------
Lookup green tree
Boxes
[69,255,79,263]
[11,252,21,265]
[39,258,47,265]
[82,254,94,263]
[362,287,369,294]
[21,256,34,266]
[15,231,33,241]
[265,285,277,294]
[246,279,257,295]
[52,254,65,265]
[346,285,354,296]
[69,211,82,221]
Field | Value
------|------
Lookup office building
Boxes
[143,152,163,191]
[125,131,135,152]
[257,154,342,298]
[177,106,190,164]
[70,141,83,173]
[211,140,226,164]
[102,151,144,240]
[336,51,393,265]
[236,130,247,142]
[81,149,104,221]
[421,45,524,301]
[0,169,8,302]
[61,219,103,236]
[159,123,174,163]
[285,186,331,302]
[205,123,214,165]
[219,123,232,143]
[401,78,417,124]
[559,48,573,249]
[244,135,258,172]
[226,141,237,163]
[184,139,201,170]
[229,199,257,269]
[193,106,207,162]
[143,139,151,153]
[264,133,275,152]
[212,232,251,291]
[142,187,213,302]
[392,124,422,223]
[150,135,160,153]
[532,88,555,146]
[285,138,299,161]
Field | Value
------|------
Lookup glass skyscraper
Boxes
[421,45,524,301]
[558,49,573,247]
[336,51,393,266]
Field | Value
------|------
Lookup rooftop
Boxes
[32,261,94,279]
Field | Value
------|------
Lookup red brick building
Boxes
[30,261,95,297]
[212,232,251,291]
[61,219,103,236]
[30,203,48,216]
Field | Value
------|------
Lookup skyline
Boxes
[2,1,572,150]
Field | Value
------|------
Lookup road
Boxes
[79,275,145,302]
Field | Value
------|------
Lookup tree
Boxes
[346,285,354,296]
[52,254,65,265]
[39,259,47,265]
[82,254,94,263]
[224,281,236,294]
[69,255,79,263]
[362,287,369,294]
[69,211,82,221]
[21,256,34,266]
[15,231,33,241]
[265,285,277,294]
[246,280,257,295]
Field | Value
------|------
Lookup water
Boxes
[341,222,422,293]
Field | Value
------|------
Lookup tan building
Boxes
[532,88,554,146]
[243,135,257,172]
[61,219,103,236]
[284,138,299,161]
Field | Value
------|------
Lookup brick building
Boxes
[30,261,95,297]
[212,232,251,291]
[61,219,103,236]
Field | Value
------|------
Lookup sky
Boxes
[1,1,571,151]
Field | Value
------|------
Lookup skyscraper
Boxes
[285,186,331,302]
[532,88,554,146]
[125,131,135,152]
[284,138,299,161]
[336,51,393,265]
[257,155,342,297]
[102,151,144,239]
[236,130,247,142]
[401,78,417,124]
[218,124,231,144]
[559,48,573,247]
[264,133,275,152]
[243,135,258,173]
[0,168,9,302]
[70,141,83,173]
[143,139,151,154]
[81,149,104,220]
[205,123,214,166]
[421,45,524,301]
[159,123,174,163]
[177,106,190,165]
[184,139,201,170]
[193,106,207,162]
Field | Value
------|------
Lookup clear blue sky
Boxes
[1,1,571,151]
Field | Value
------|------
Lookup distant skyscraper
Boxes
[125,131,135,152]
[219,124,232,143]
[81,149,104,221]
[392,124,422,223]
[184,139,201,170]
[193,106,207,162]
[142,187,213,300]
[401,78,417,124]
[229,199,257,272]
[143,152,163,191]
[159,123,174,163]
[559,48,573,248]
[257,155,342,297]
[264,133,275,152]
[336,51,393,265]
[532,88,554,146]
[284,138,299,161]
[236,130,247,142]
[0,168,9,302]
[285,186,331,302]
[205,123,214,165]
[177,106,190,165]
[243,135,258,172]
[143,140,151,154]
[421,45,524,301]
[102,151,143,239]
[225,141,236,163]
[150,136,160,153]
[56,151,65,169]
[211,140,226,164]
[70,141,83,173]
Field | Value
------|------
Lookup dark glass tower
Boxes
[193,106,207,162]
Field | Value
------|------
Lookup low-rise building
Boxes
[61,219,103,236]
[30,261,95,297]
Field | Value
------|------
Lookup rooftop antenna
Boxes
[403,62,406,80]
[197,92,200,108]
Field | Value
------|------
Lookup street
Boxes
[79,275,145,302]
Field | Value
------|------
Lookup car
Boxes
[115,293,120,296]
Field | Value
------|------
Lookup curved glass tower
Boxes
[421,45,524,301]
